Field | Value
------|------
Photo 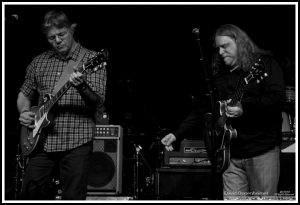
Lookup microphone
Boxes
[6,14,19,22]
[192,28,200,34]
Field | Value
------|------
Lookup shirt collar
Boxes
[49,42,82,61]
[230,65,239,72]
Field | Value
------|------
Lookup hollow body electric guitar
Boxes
[20,49,108,156]
[214,58,267,173]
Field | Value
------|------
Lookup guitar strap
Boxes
[52,48,87,95]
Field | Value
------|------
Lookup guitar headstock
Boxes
[245,58,268,84]
[83,49,108,73]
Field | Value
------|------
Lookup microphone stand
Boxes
[142,106,164,168]
[132,144,153,200]
[192,28,214,112]
[14,144,27,199]
[193,28,220,199]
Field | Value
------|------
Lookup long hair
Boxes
[212,24,270,74]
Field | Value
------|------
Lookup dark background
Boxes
[4,3,296,199]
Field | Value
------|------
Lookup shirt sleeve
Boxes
[20,58,38,100]
[173,98,210,141]
[84,51,107,101]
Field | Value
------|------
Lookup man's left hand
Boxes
[69,69,84,86]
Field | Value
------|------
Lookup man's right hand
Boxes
[19,111,36,129]
[161,133,176,151]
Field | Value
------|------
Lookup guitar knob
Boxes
[27,137,33,145]
[23,143,29,150]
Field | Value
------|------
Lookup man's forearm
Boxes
[17,92,31,113]
[76,81,104,108]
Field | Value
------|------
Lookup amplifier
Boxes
[88,125,123,195]
[163,139,211,167]
[155,167,223,200]
[281,131,295,153]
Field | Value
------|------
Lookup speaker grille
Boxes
[93,139,117,153]
[88,140,117,190]
[88,152,116,188]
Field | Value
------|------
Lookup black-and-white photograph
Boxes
[3,2,297,202]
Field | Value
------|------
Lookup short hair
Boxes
[42,10,72,34]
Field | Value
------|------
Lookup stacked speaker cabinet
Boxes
[87,125,123,196]
[155,167,223,200]
[156,139,223,200]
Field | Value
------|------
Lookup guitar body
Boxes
[20,95,52,156]
[215,100,237,141]
[214,100,237,173]
[216,145,230,173]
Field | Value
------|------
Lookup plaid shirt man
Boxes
[20,43,107,152]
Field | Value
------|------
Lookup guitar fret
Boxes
[53,83,71,108]
[230,79,246,106]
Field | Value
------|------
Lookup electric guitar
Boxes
[20,49,108,156]
[214,58,267,173]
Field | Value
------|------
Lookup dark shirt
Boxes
[214,55,285,158]
[174,55,285,158]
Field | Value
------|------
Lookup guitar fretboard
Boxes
[229,58,263,106]
[44,81,73,113]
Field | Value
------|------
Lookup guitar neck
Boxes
[43,61,90,113]
[229,77,248,106]
[40,51,108,114]
[44,81,73,113]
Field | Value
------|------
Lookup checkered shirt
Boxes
[20,43,107,152]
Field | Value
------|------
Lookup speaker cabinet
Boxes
[87,125,123,195]
[155,167,222,200]
[278,152,295,196]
